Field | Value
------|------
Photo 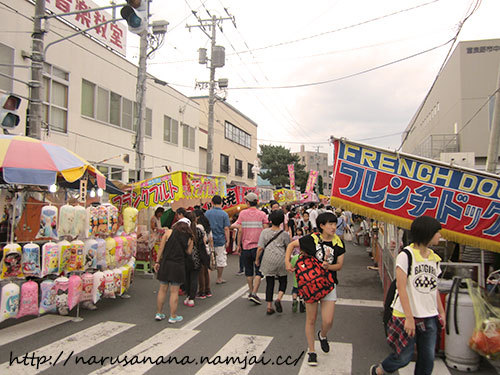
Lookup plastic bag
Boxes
[467,279,500,359]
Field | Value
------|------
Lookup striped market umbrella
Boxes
[0,135,106,188]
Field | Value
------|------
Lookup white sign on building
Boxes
[45,0,127,56]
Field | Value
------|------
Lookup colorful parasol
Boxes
[0,135,106,188]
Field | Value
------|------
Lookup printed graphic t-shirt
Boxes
[392,244,442,318]
[299,234,345,284]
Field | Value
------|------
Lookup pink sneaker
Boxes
[183,299,194,307]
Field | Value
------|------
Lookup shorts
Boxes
[321,286,337,302]
[214,245,227,267]
[241,248,263,277]
[159,281,182,286]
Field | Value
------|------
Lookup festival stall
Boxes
[274,188,300,206]
[331,137,500,364]
[110,171,227,268]
[300,192,319,204]
[0,135,135,324]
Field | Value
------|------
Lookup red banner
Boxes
[331,139,500,252]
[287,164,296,190]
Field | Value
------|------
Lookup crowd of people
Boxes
[149,193,460,372]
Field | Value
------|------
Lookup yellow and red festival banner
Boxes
[110,171,226,211]
[287,164,296,190]
[305,170,319,194]
[331,139,500,252]
[202,186,257,211]
[274,188,300,205]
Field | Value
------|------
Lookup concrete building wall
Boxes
[1,0,200,182]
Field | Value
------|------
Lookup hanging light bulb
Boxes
[49,184,57,193]
[97,188,103,197]
[89,189,96,198]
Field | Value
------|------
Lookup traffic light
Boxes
[0,94,21,129]
[121,0,148,35]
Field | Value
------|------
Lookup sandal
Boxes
[266,308,275,315]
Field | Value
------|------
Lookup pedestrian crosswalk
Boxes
[240,293,384,308]
[0,316,454,375]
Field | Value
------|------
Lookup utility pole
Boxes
[28,0,46,140]
[188,11,235,175]
[486,63,500,174]
[135,27,148,182]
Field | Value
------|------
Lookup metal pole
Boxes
[28,0,45,140]
[486,63,500,174]
[135,11,149,182]
[206,15,217,175]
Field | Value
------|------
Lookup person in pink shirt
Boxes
[232,192,269,304]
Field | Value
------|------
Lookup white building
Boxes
[2,0,203,182]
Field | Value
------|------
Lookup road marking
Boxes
[242,293,383,308]
[0,315,73,347]
[89,328,199,375]
[183,284,248,330]
[297,341,352,374]
[399,358,451,374]
[0,321,134,375]
[196,334,273,375]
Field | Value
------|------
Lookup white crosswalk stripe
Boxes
[89,327,200,375]
[195,334,273,375]
[0,321,134,375]
[0,315,73,347]
[242,293,383,308]
[297,341,352,375]
[398,358,451,375]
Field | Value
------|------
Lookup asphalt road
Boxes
[0,241,498,375]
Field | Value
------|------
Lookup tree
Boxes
[258,145,308,190]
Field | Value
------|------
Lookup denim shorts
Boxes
[321,286,337,302]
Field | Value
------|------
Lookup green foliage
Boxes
[258,144,308,190]
[317,174,324,195]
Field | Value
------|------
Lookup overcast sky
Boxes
[119,0,499,162]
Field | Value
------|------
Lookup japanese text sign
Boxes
[331,139,500,252]
[202,186,257,211]
[46,0,127,56]
[110,171,226,211]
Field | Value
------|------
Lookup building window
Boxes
[110,91,121,126]
[224,121,251,149]
[145,107,152,137]
[182,123,195,150]
[247,163,254,179]
[163,115,179,144]
[122,98,133,130]
[235,159,243,176]
[43,64,69,133]
[97,164,123,181]
[81,79,95,118]
[220,154,229,173]
[96,86,109,122]
[0,43,14,92]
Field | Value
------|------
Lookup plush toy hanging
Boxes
[22,243,40,277]
[58,204,75,237]
[106,204,119,234]
[73,205,87,238]
[123,207,138,234]
[113,268,123,296]
[92,271,105,304]
[17,280,39,318]
[80,273,93,302]
[87,206,99,237]
[105,237,116,269]
[114,236,124,267]
[57,240,71,274]
[1,243,23,279]
[95,238,107,270]
[39,279,57,314]
[83,239,98,270]
[96,206,109,236]
[40,242,60,277]
[126,234,137,258]
[54,276,69,315]
[36,205,58,239]
[67,240,84,272]
[103,270,115,299]
[0,282,20,322]
[67,275,82,311]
